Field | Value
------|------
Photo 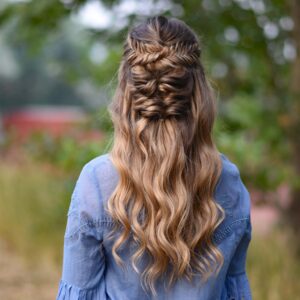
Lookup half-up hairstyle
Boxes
[106,15,224,295]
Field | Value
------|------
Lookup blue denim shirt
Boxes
[56,152,252,300]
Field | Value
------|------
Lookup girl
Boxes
[56,15,252,300]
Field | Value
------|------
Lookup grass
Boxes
[0,160,72,266]
[0,159,300,299]
[247,229,300,300]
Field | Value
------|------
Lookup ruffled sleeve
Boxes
[57,278,107,299]
[221,217,252,300]
[221,272,252,300]
[56,161,108,300]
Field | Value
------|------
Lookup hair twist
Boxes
[125,36,199,120]
[126,37,201,68]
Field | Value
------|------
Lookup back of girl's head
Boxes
[107,15,224,296]
[110,16,215,129]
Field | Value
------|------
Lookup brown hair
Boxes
[106,15,224,295]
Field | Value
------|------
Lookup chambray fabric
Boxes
[56,152,252,300]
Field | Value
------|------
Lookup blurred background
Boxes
[0,0,299,299]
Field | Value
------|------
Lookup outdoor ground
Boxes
[0,239,59,300]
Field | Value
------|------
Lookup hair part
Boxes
[106,15,224,296]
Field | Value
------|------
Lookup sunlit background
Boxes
[0,0,300,299]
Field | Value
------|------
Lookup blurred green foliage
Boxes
[215,92,293,190]
[1,0,298,194]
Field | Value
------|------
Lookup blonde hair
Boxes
[106,16,224,295]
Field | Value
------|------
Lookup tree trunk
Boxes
[286,0,300,235]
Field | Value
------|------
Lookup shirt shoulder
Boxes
[84,152,119,198]
[214,153,251,221]
[211,153,252,245]
[71,153,116,224]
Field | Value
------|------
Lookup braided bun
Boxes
[129,63,194,120]
[122,18,201,120]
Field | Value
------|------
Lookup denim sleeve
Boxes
[221,183,252,300]
[56,163,107,299]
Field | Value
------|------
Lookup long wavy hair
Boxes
[106,15,224,295]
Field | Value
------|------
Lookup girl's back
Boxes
[56,152,251,300]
